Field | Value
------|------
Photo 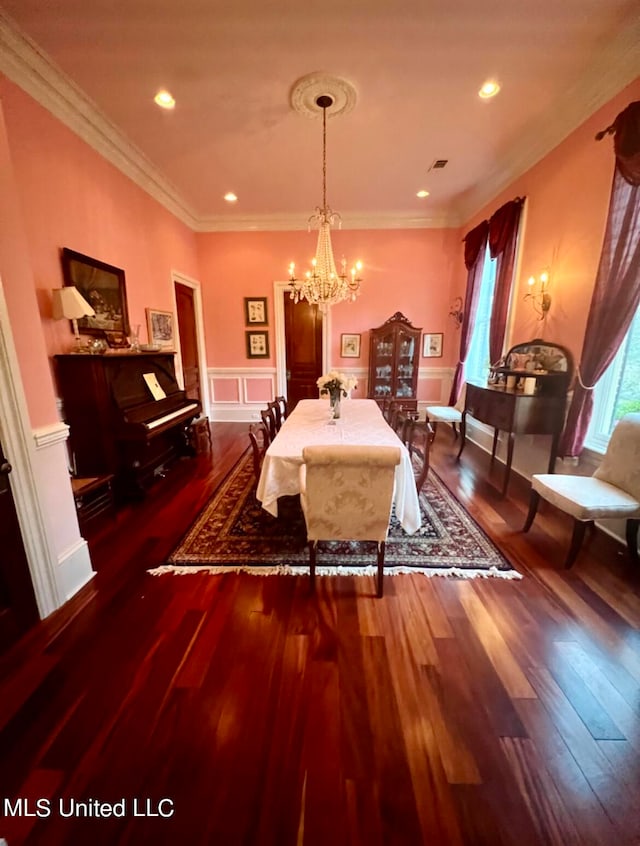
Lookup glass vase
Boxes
[332,393,341,419]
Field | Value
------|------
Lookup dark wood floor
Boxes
[1,421,639,846]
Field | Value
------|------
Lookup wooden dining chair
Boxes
[274,395,288,424]
[260,408,277,443]
[267,399,282,432]
[248,422,269,483]
[299,444,401,597]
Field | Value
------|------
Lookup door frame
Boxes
[273,280,330,398]
[171,269,210,418]
[0,280,59,617]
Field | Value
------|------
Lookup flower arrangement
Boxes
[317,370,358,399]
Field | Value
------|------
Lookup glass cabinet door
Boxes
[395,330,417,399]
[371,330,394,400]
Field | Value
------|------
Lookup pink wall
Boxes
[0,77,200,426]
[196,227,462,373]
[461,76,640,365]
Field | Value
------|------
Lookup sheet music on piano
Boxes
[143,372,167,401]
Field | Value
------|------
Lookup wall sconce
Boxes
[449,296,464,328]
[524,270,551,320]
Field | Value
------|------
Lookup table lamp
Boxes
[52,287,96,352]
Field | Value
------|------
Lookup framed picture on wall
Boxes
[341,333,361,358]
[146,308,175,349]
[422,332,443,358]
[246,330,269,359]
[244,297,268,326]
[61,247,129,337]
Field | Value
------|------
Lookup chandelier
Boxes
[288,94,363,311]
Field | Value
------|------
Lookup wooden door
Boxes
[284,294,323,410]
[175,282,200,402]
[0,437,39,651]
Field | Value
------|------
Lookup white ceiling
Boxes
[0,0,639,230]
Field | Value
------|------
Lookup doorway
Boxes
[273,281,330,405]
[172,272,210,415]
[283,295,323,409]
[0,436,39,651]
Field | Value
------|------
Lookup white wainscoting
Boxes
[33,420,95,604]
[208,365,454,422]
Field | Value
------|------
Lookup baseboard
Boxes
[56,538,95,602]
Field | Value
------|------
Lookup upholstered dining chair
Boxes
[425,383,467,442]
[248,422,269,484]
[522,413,640,568]
[299,444,401,597]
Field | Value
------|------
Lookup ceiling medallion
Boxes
[290,73,357,119]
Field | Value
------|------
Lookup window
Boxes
[586,306,640,452]
[464,245,497,386]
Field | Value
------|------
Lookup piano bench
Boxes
[71,474,116,537]
[189,417,212,454]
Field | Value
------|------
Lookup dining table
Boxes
[255,398,422,534]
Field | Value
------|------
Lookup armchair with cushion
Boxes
[522,413,640,568]
[299,444,401,597]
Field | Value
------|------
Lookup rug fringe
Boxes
[147,564,522,580]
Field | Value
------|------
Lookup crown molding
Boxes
[0,9,199,230]
[195,210,461,232]
[455,14,640,226]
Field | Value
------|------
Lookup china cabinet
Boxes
[368,312,421,409]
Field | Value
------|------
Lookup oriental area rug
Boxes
[149,451,521,580]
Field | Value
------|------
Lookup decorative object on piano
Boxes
[244,297,268,326]
[449,296,464,328]
[61,248,129,337]
[524,269,551,319]
[51,285,96,353]
[340,333,361,358]
[246,330,269,359]
[146,308,175,350]
[422,332,443,358]
[287,77,363,312]
[104,331,130,349]
[317,371,357,418]
[87,337,107,355]
[129,323,141,352]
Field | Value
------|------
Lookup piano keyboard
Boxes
[145,403,200,431]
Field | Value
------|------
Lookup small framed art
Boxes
[246,330,269,359]
[341,333,361,358]
[422,332,443,358]
[146,308,175,350]
[244,297,268,326]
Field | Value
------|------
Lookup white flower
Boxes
[317,371,358,397]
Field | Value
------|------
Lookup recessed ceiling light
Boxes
[224,192,238,203]
[154,90,175,110]
[416,190,430,198]
[478,80,500,100]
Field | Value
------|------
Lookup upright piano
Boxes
[55,352,201,499]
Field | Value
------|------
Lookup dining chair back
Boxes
[523,412,640,568]
[299,444,401,597]
[248,422,269,483]
[267,399,282,432]
[260,408,277,443]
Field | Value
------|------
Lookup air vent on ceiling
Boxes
[429,159,448,170]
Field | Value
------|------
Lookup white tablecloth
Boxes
[255,399,421,534]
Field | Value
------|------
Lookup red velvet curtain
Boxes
[560,100,640,457]
[488,198,524,366]
[448,221,488,405]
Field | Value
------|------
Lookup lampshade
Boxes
[51,286,96,320]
